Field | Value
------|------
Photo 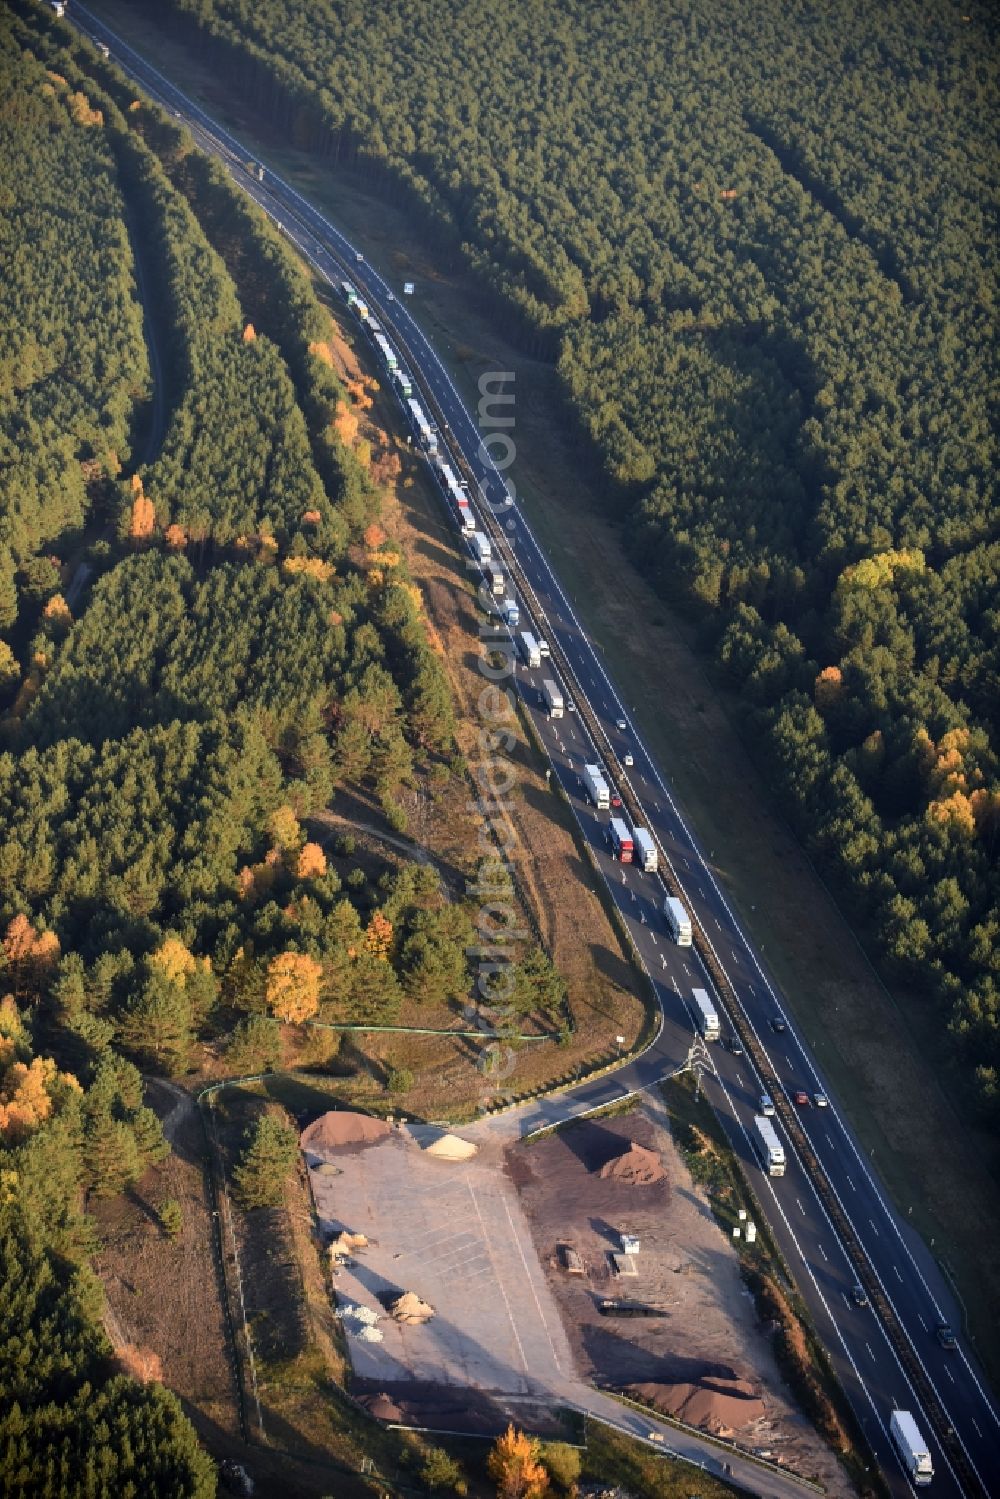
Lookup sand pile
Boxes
[598,1142,666,1186]
[391,1291,435,1325]
[301,1111,391,1155]
[628,1376,764,1432]
[329,1230,368,1255]
[425,1133,478,1161]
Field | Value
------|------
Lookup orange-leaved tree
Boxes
[3,915,60,1001]
[266,952,323,1024]
[297,842,328,880]
[487,1426,549,1499]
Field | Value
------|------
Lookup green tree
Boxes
[232,1109,298,1209]
[420,1446,468,1495]
[159,1198,183,1239]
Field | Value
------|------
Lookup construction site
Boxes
[301,1104,852,1494]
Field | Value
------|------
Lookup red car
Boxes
[793,1090,810,1106]
[610,792,623,808]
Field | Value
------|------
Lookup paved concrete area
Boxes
[307,1128,574,1395]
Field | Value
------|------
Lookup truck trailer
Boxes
[753,1115,786,1175]
[393,367,413,398]
[503,599,520,628]
[664,895,692,946]
[542,679,564,719]
[584,764,610,809]
[690,987,720,1041]
[518,631,541,668]
[610,817,634,863]
[373,332,398,370]
[889,1411,933,1486]
[633,827,657,872]
[471,531,492,563]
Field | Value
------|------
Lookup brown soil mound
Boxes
[598,1141,665,1186]
[360,1392,403,1422]
[628,1377,764,1432]
[391,1290,435,1325]
[300,1111,391,1154]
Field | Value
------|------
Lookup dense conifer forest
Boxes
[0,12,477,1487]
[135,0,999,1121]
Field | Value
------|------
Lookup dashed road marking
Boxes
[818,1243,828,1261]
[845,1174,855,1191]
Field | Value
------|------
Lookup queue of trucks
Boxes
[343,275,948,1499]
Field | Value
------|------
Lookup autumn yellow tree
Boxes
[129,475,155,540]
[3,915,60,1001]
[150,935,198,986]
[487,1426,549,1499]
[266,952,323,1024]
[364,911,393,962]
[297,842,328,879]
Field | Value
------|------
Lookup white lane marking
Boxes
[825,1134,834,1150]
[893,1265,903,1282]
[866,1343,876,1361]
[918,1315,928,1330]
[795,1198,806,1216]
[845,1174,855,1191]
[869,1218,880,1236]
[971,1418,982,1438]
[818,1243,828,1261]
[944,1367,955,1384]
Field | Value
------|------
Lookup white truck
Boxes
[487,563,505,597]
[664,895,692,946]
[609,817,634,864]
[518,631,541,668]
[503,599,520,628]
[373,331,398,370]
[584,764,611,809]
[633,827,657,872]
[753,1115,786,1176]
[537,637,550,658]
[392,367,413,398]
[690,987,720,1041]
[542,679,564,719]
[471,531,491,563]
[889,1411,933,1486]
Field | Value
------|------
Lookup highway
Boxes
[69,8,999,1496]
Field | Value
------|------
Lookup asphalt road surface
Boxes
[70,10,999,1495]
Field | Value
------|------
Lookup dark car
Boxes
[936,1323,957,1349]
[793,1089,810,1106]
[850,1284,868,1308]
[726,1035,744,1056]
[770,1016,788,1034]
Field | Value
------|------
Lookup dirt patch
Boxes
[301,1110,393,1155]
[629,1377,765,1434]
[353,1380,565,1437]
[90,1081,237,1436]
[509,1102,853,1495]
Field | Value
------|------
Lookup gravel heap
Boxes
[597,1142,666,1186]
